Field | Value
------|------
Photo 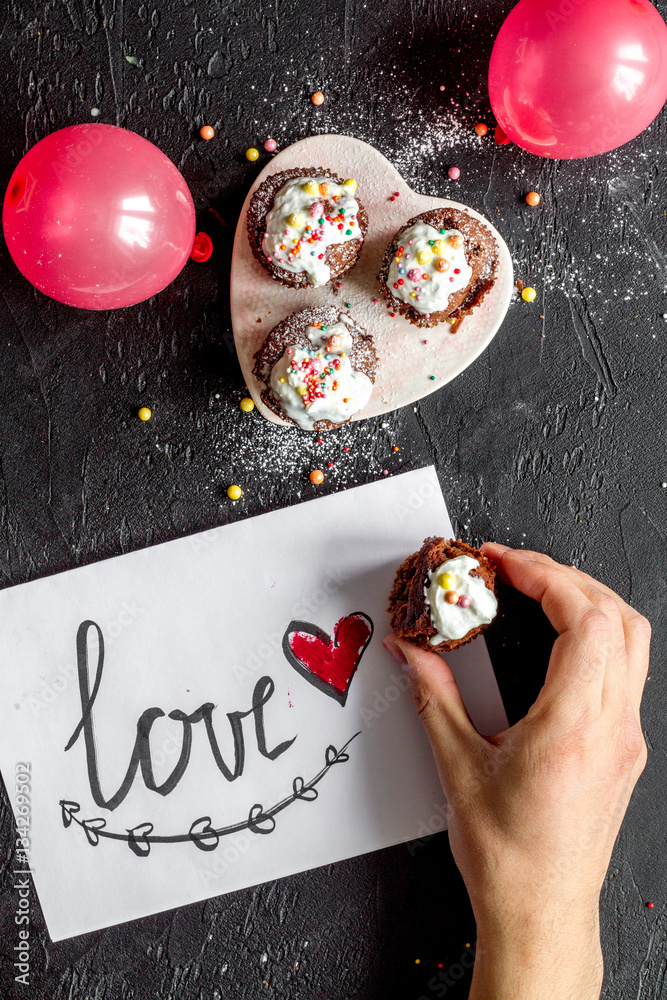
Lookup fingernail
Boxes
[382,636,407,666]
[482,541,509,553]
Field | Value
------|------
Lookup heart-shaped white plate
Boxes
[230,134,513,427]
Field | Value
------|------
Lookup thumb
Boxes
[382,634,481,789]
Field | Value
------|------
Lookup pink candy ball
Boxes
[3,124,195,310]
[448,166,461,180]
[458,595,471,609]
[264,138,277,152]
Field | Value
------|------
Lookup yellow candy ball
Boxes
[296,386,308,396]
[239,397,255,412]
[431,240,443,255]
[245,147,259,161]
[417,250,432,266]
[438,572,455,590]
[138,407,152,422]
[343,178,357,191]
[287,213,302,227]
[227,485,242,500]
[522,286,537,302]
[303,180,318,195]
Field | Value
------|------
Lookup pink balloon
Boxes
[2,124,196,309]
[488,0,667,159]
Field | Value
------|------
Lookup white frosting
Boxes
[424,554,497,644]
[387,221,473,315]
[269,316,372,431]
[262,176,362,286]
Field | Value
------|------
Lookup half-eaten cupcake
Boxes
[388,538,498,651]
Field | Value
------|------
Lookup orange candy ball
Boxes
[474,123,488,136]
[526,191,541,206]
[436,258,450,273]
[199,125,215,140]
[444,591,460,605]
[311,91,325,106]
[310,469,325,485]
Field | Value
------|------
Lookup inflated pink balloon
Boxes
[488,0,667,159]
[2,124,196,309]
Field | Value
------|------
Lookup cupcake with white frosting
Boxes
[388,538,498,651]
[252,306,378,431]
[379,208,499,330]
[247,169,367,288]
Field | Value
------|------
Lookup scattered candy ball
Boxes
[474,123,488,136]
[138,406,152,421]
[311,91,325,106]
[447,166,461,180]
[445,590,459,605]
[648,902,655,909]
[458,595,472,609]
[245,147,259,161]
[343,178,357,191]
[438,572,455,590]
[448,233,464,249]
[309,469,325,485]
[436,258,450,273]
[239,397,255,412]
[227,485,243,500]
[199,125,215,140]
[522,286,537,302]
[264,138,277,152]
[526,191,541,207]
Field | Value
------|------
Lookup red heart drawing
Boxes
[282,612,374,706]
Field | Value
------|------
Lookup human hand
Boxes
[383,543,651,1000]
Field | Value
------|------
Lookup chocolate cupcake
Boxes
[388,538,497,652]
[252,306,378,431]
[247,169,368,288]
[378,208,499,330]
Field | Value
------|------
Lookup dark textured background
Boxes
[0,0,666,997]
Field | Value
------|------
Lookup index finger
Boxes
[484,543,650,716]
[482,546,612,709]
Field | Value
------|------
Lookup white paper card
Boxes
[0,466,507,941]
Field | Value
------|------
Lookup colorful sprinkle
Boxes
[240,397,255,412]
[227,485,242,500]
[474,123,488,136]
[458,595,471,609]
[310,469,325,485]
[138,406,152,421]
[438,573,454,590]
[522,286,537,302]
[264,138,277,152]
[526,191,541,206]
[245,147,259,161]
[447,166,461,180]
[311,91,325,105]
[343,178,357,191]
[199,125,215,140]
[429,375,436,381]
[445,590,459,605]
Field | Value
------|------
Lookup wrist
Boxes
[470,905,603,1000]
